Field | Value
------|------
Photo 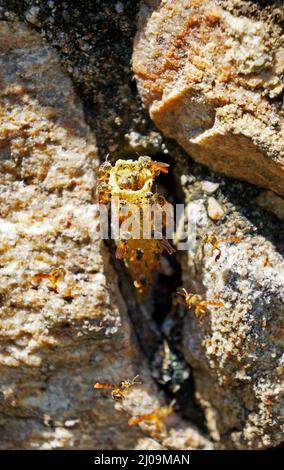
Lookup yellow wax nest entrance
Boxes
[97,156,174,296]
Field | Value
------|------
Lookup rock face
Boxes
[133,0,284,196]
[175,157,284,449]
[1,1,284,451]
[0,19,212,452]
[0,20,153,450]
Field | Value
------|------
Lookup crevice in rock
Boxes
[103,150,208,434]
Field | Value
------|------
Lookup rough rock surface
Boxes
[0,20,151,450]
[0,0,155,158]
[133,0,284,195]
[0,19,211,451]
[175,154,284,449]
[256,190,284,221]
[0,0,284,452]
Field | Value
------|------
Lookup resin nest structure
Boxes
[97,156,174,295]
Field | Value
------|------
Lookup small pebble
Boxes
[25,6,41,25]
[115,2,124,14]
[207,197,224,221]
[65,419,79,428]
[202,181,220,194]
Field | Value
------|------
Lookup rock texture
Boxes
[0,0,150,158]
[175,156,284,449]
[0,19,212,452]
[1,0,284,452]
[0,20,152,450]
[133,0,284,195]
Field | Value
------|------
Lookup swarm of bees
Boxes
[94,155,243,442]
[97,156,175,296]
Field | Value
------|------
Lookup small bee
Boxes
[158,237,176,255]
[150,160,169,176]
[137,156,169,176]
[97,182,111,204]
[177,288,224,320]
[203,234,241,261]
[32,267,66,292]
[133,275,148,293]
[115,240,129,260]
[128,400,175,435]
[94,375,141,401]
[98,155,112,181]
[151,193,167,206]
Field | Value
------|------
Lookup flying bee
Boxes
[177,288,224,320]
[32,267,66,292]
[203,234,241,261]
[128,400,175,435]
[150,160,170,176]
[94,375,141,401]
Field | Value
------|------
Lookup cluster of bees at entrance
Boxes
[97,155,240,316]
[31,156,240,319]
[97,155,175,295]
[94,155,241,436]
[28,155,241,437]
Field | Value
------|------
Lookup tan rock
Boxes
[0,20,213,452]
[0,20,158,450]
[133,0,284,195]
[256,190,284,221]
[207,197,224,220]
[176,162,284,449]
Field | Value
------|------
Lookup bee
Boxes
[98,155,112,181]
[115,240,129,260]
[32,267,66,292]
[158,237,176,255]
[137,156,169,176]
[203,234,241,261]
[150,160,169,176]
[133,275,148,292]
[97,182,111,204]
[177,288,224,320]
[128,401,175,435]
[94,375,141,401]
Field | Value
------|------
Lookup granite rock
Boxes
[175,157,284,449]
[133,0,284,195]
